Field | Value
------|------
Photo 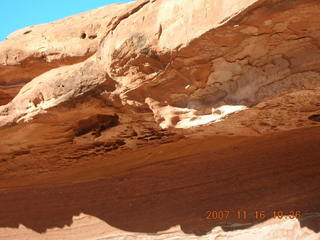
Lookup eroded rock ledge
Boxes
[1,0,320,131]
[0,0,320,240]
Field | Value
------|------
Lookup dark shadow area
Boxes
[309,114,320,122]
[0,127,319,236]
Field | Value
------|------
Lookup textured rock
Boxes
[0,2,132,105]
[2,0,320,130]
[0,0,320,239]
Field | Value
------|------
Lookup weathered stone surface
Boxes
[2,0,320,130]
[0,0,319,239]
[0,2,132,105]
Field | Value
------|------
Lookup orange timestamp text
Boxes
[206,210,302,220]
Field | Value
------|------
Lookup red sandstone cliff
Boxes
[0,0,319,239]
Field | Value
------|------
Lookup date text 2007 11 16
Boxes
[206,210,301,220]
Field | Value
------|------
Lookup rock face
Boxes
[0,0,320,240]
[0,2,134,105]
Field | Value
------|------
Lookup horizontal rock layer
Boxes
[0,0,319,239]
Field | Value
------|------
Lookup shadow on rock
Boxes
[0,127,319,235]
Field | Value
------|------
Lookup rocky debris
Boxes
[0,0,320,240]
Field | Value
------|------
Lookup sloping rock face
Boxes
[0,2,135,105]
[0,0,320,240]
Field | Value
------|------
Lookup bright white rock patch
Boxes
[146,97,247,129]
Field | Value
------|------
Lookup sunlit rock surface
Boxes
[0,0,319,239]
